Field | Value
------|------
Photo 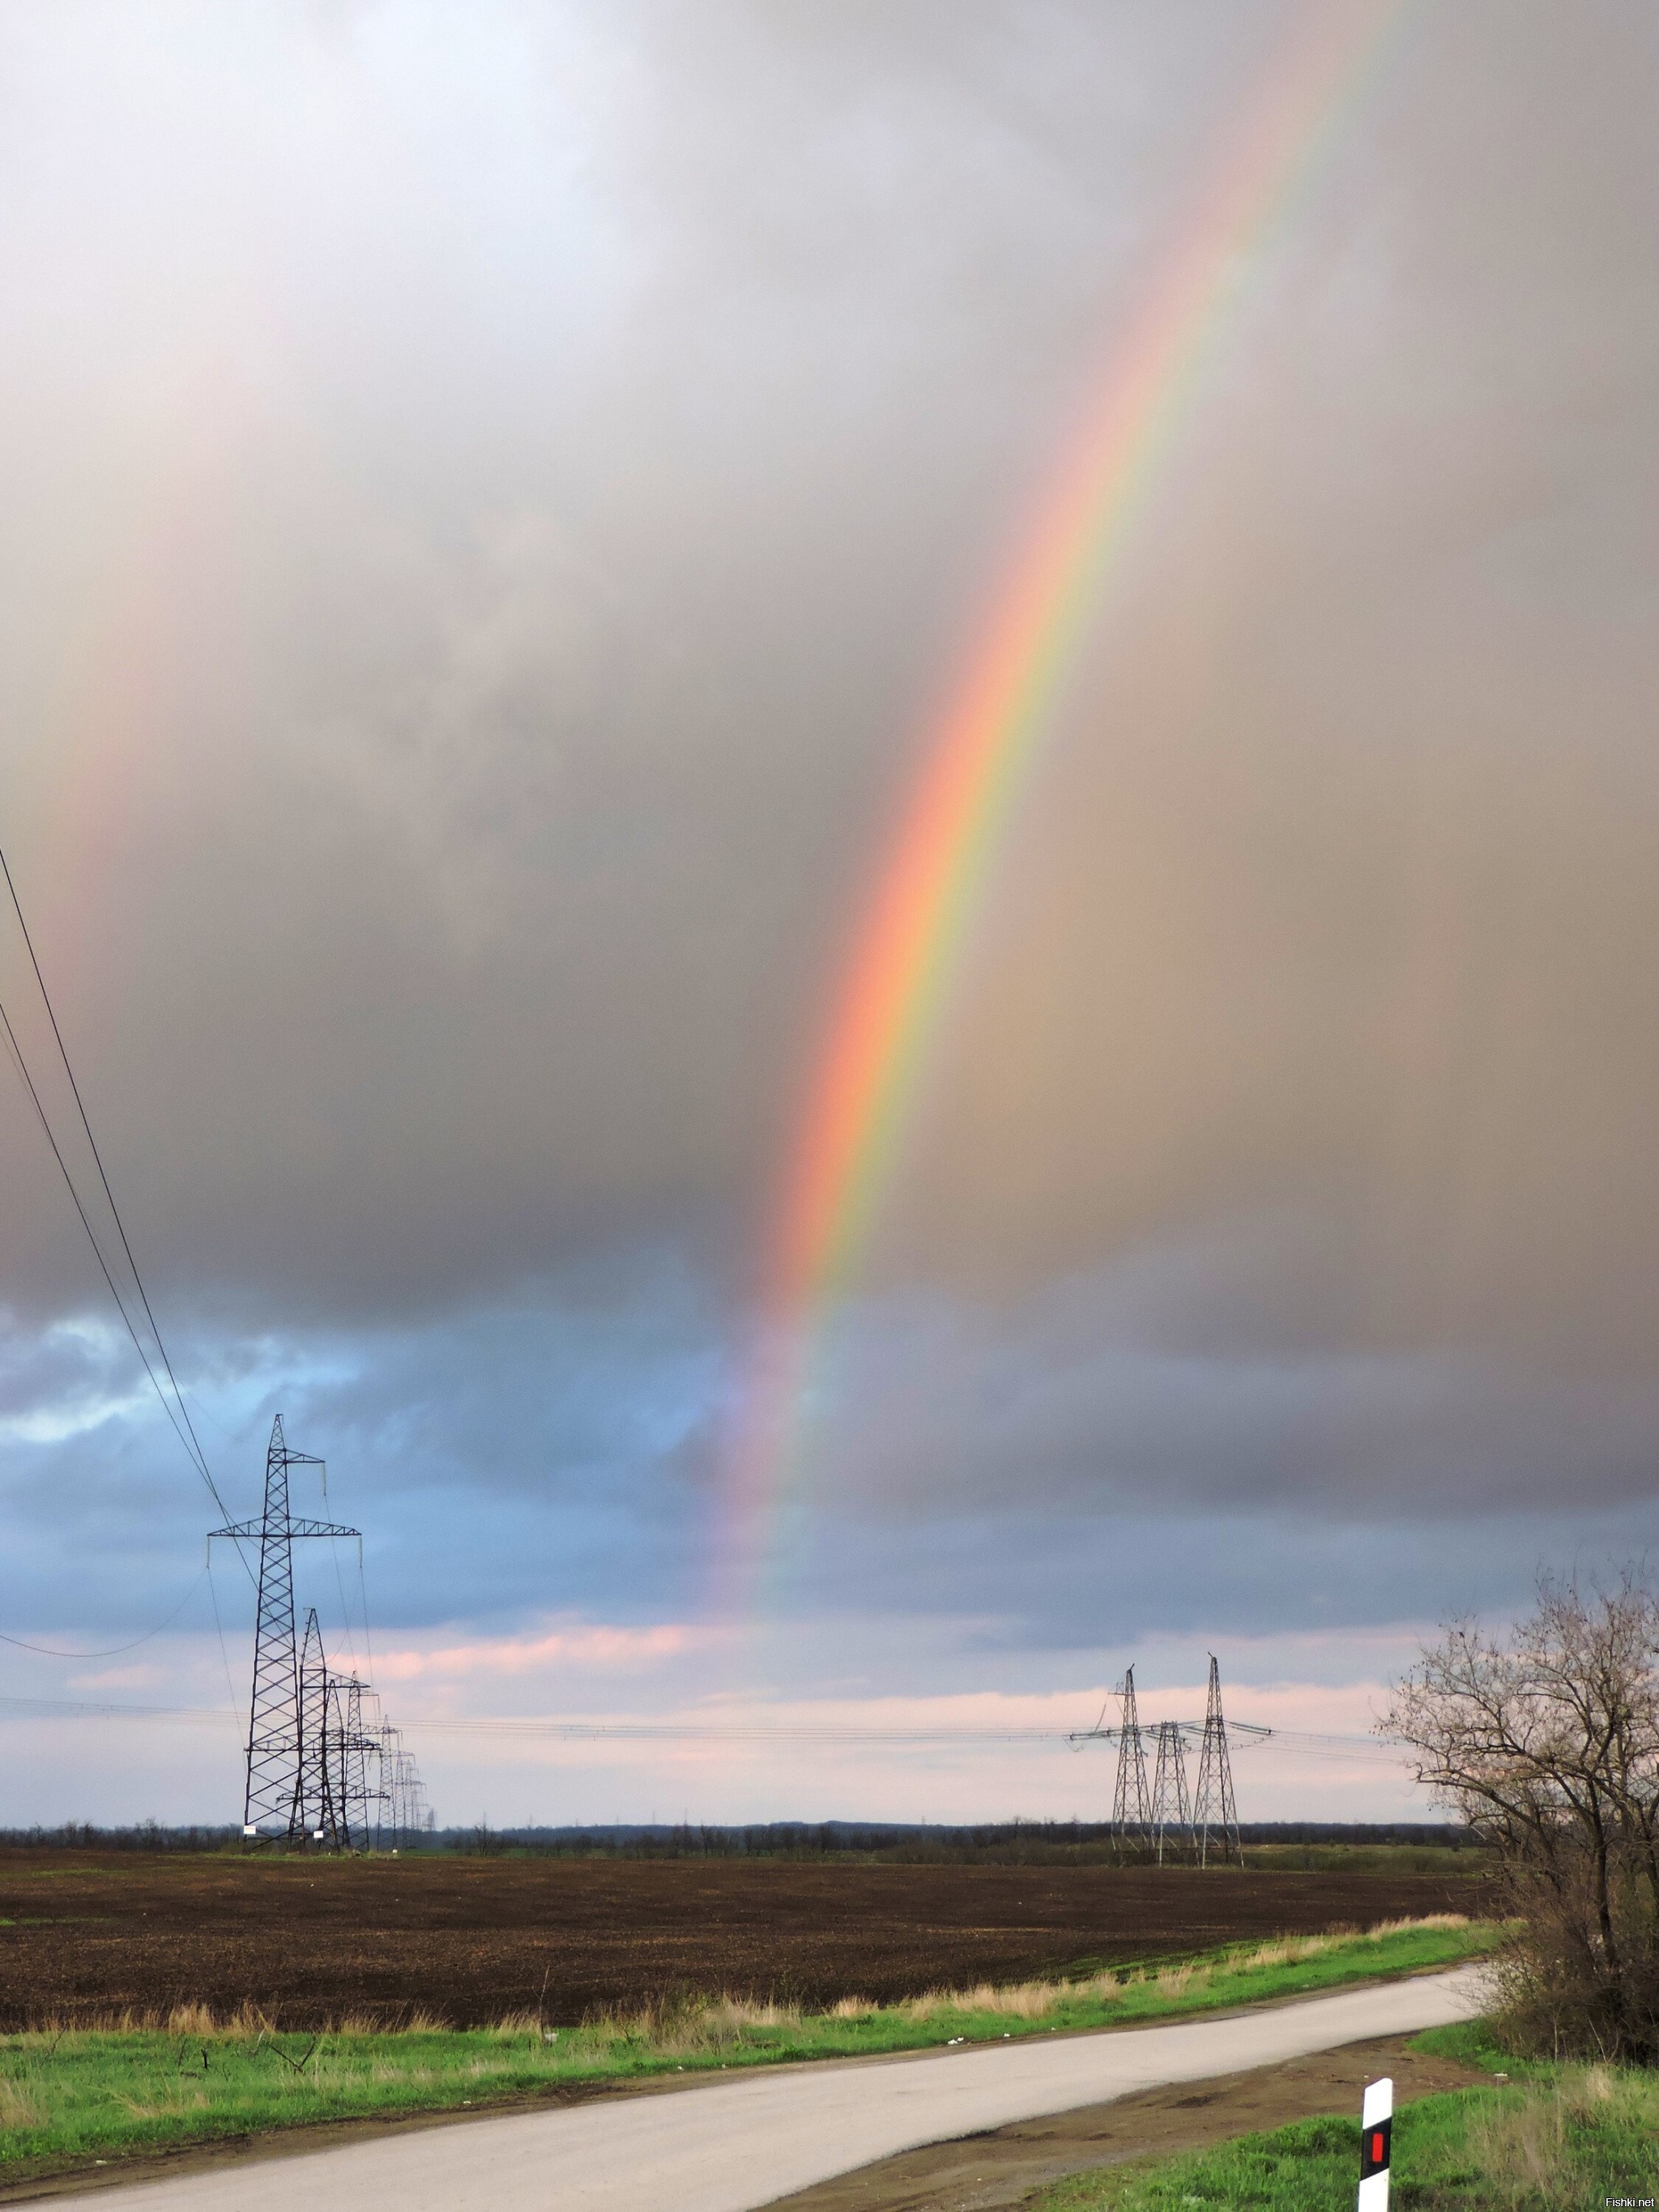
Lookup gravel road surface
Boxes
[44,1968,1482,2212]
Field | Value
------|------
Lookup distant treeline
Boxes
[0,1817,1480,1861]
[426,1817,1481,1863]
[0,1823,240,1852]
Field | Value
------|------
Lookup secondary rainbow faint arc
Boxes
[721,0,1419,1598]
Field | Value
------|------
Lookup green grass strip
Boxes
[1032,2026,1659,2210]
[0,1916,1497,2180]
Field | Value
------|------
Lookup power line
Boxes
[0,1694,1421,1762]
[0,1569,208,1657]
[0,843,238,1535]
[0,989,205,1476]
[206,1551,241,1709]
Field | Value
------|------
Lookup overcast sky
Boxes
[1,0,1656,1825]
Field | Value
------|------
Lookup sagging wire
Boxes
[0,841,254,1601]
[0,847,228,1515]
[0,1568,208,1658]
[206,1551,242,1712]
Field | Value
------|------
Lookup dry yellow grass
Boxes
[887,1913,1469,2026]
[1465,2063,1623,2206]
[0,2077,45,2130]
[1367,1912,1469,1936]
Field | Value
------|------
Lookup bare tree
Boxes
[1384,1570,1659,2059]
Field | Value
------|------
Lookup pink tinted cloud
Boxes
[370,1621,714,1684]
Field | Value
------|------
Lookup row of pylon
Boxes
[295,1604,428,1848]
[211,1415,429,1847]
[1110,1656,1242,1866]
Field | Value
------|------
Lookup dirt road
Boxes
[762,2026,1493,2210]
[41,1968,1482,2212]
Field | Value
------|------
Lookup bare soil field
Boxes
[0,1853,1484,2030]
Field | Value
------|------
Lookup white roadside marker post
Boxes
[1358,2076,1393,2210]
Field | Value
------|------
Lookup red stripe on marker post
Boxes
[1357,2076,1392,2209]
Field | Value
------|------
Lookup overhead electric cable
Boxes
[0,1569,207,1657]
[0,845,230,1524]
[0,984,210,1489]
[0,847,249,1579]
[205,1552,241,1707]
[330,1537,360,1672]
[0,1695,1420,1766]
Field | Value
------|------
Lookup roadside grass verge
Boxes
[0,1916,1495,2179]
[1030,2021,1659,2210]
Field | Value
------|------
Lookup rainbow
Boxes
[722,0,1421,1599]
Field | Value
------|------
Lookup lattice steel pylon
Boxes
[1148,1719,1191,1864]
[298,1608,348,1846]
[331,1676,373,1851]
[210,1415,359,1841]
[1111,1667,1151,1858]
[1191,1654,1243,1867]
[373,1722,431,1849]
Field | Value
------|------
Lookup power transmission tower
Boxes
[1191,1654,1243,1867]
[377,1721,408,1848]
[370,1719,391,1849]
[333,1676,373,1851]
[1111,1668,1150,1859]
[1148,1719,1191,1864]
[209,1416,360,1842]
[372,1723,430,1849]
[297,1608,346,1845]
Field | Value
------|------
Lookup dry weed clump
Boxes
[1154,1961,1201,1997]
[591,1989,806,2056]
[1367,1912,1469,1937]
[902,1979,1081,2022]
[1229,1934,1333,1975]
[0,2076,45,2130]
[1465,2066,1630,2206]
[116,2089,212,2121]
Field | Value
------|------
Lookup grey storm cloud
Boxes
[0,0,1655,1649]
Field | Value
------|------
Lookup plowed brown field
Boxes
[0,1853,1482,2029]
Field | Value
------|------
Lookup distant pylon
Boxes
[209,1415,359,1841]
[297,1608,344,1845]
[1191,1654,1243,1867]
[1111,1667,1151,1856]
[373,1721,429,1848]
[333,1676,373,1851]
[1148,1719,1191,1864]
